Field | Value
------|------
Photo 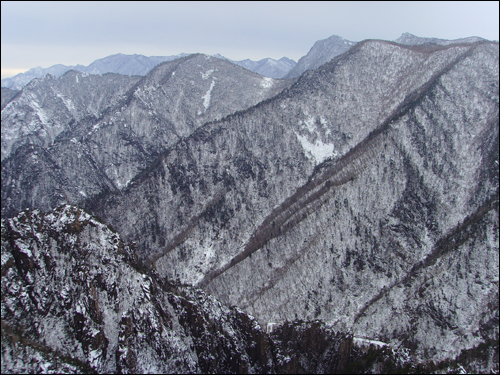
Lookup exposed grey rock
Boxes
[285,35,356,78]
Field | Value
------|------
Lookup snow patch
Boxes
[201,69,214,80]
[295,133,334,165]
[202,80,216,111]
[353,337,388,348]
[56,93,75,112]
[261,77,273,89]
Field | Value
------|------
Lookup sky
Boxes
[1,1,499,79]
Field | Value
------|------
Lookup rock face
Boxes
[285,35,356,78]
[1,35,499,373]
[0,206,273,373]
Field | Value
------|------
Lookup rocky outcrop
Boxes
[3,206,496,373]
[285,34,356,78]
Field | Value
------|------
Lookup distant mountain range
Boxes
[1,53,297,90]
[3,32,488,92]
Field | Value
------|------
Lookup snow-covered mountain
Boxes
[395,32,487,46]
[0,54,187,91]
[1,71,141,161]
[221,55,297,78]
[284,33,492,80]
[2,206,494,373]
[1,34,498,373]
[1,53,296,91]
[1,54,292,216]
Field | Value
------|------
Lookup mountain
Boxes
[395,32,487,46]
[284,33,491,80]
[1,53,295,91]
[1,64,77,91]
[1,35,499,373]
[1,54,293,217]
[1,71,142,161]
[1,87,19,109]
[223,56,297,78]
[2,206,495,373]
[85,39,498,366]
[0,54,187,91]
[285,35,356,78]
[0,205,331,373]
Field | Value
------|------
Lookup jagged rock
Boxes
[4,206,494,373]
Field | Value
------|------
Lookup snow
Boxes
[260,77,273,89]
[56,93,75,112]
[266,322,278,333]
[30,99,49,125]
[202,79,216,110]
[353,337,388,348]
[201,69,214,80]
[295,132,334,164]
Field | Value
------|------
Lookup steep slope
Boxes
[1,54,292,218]
[1,37,498,370]
[1,88,19,109]
[1,71,141,160]
[285,35,356,78]
[0,206,273,373]
[4,206,495,374]
[86,40,498,364]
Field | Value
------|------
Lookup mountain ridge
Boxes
[1,53,296,91]
[1,34,498,373]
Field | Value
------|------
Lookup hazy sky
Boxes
[2,1,499,79]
